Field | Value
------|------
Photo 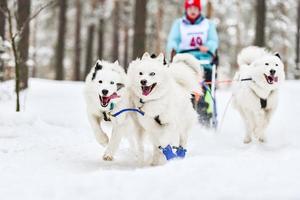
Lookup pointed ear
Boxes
[157,53,164,63]
[274,52,281,60]
[95,62,102,70]
[114,60,119,65]
[117,83,125,91]
[92,61,103,80]
[142,52,150,60]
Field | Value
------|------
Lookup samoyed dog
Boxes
[84,60,138,161]
[127,52,202,165]
[233,46,285,143]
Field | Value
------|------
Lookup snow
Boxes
[0,79,300,199]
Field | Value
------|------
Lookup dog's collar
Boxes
[138,99,168,126]
[101,103,116,121]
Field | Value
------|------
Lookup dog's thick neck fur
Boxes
[249,80,273,100]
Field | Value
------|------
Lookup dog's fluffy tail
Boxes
[237,46,269,66]
[169,53,203,93]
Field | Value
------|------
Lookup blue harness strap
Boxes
[111,108,145,117]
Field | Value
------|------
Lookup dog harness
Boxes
[260,98,267,109]
[139,98,167,126]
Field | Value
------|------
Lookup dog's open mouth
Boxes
[264,74,278,85]
[141,83,157,96]
[99,92,120,107]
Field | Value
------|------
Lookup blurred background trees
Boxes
[0,0,299,87]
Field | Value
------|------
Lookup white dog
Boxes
[127,53,202,165]
[233,46,285,143]
[84,60,137,161]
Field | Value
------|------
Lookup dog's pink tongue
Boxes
[110,92,120,99]
[142,86,151,96]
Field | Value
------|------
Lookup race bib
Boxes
[179,18,209,51]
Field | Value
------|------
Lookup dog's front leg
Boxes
[150,145,165,166]
[103,123,124,161]
[240,109,255,144]
[253,111,266,143]
[135,130,145,167]
[258,109,274,143]
[88,114,109,147]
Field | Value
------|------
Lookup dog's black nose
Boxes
[140,79,147,86]
[270,69,276,75]
[102,89,108,96]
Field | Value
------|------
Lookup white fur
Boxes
[233,46,285,143]
[170,53,203,93]
[84,60,140,161]
[127,53,202,165]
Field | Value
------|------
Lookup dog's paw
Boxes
[103,154,114,161]
[243,136,252,144]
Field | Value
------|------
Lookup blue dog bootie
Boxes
[174,146,187,158]
[159,145,177,160]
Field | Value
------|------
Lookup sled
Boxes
[177,50,219,130]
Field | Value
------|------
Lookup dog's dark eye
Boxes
[139,72,143,75]
[99,80,102,84]
[110,81,114,85]
[265,63,269,66]
[149,72,155,76]
[275,63,278,66]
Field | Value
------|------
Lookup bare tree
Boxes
[122,0,131,69]
[55,0,67,80]
[17,0,31,89]
[84,0,97,77]
[97,17,105,59]
[0,0,6,39]
[254,0,266,47]
[132,0,147,58]
[296,0,300,79]
[97,0,105,59]
[0,0,6,82]
[206,0,213,19]
[155,0,164,54]
[0,1,55,111]
[112,0,120,61]
[74,0,82,81]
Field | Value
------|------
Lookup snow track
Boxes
[0,79,299,199]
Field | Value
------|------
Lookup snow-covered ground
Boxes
[0,79,299,200]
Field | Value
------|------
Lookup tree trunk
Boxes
[0,0,7,40]
[31,17,37,77]
[254,0,266,47]
[17,0,31,89]
[0,0,7,82]
[296,0,300,76]
[123,25,129,70]
[155,0,163,54]
[112,0,120,62]
[55,0,67,80]
[74,0,82,81]
[234,0,242,71]
[132,0,147,58]
[84,24,95,77]
[206,0,213,19]
[98,18,105,59]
